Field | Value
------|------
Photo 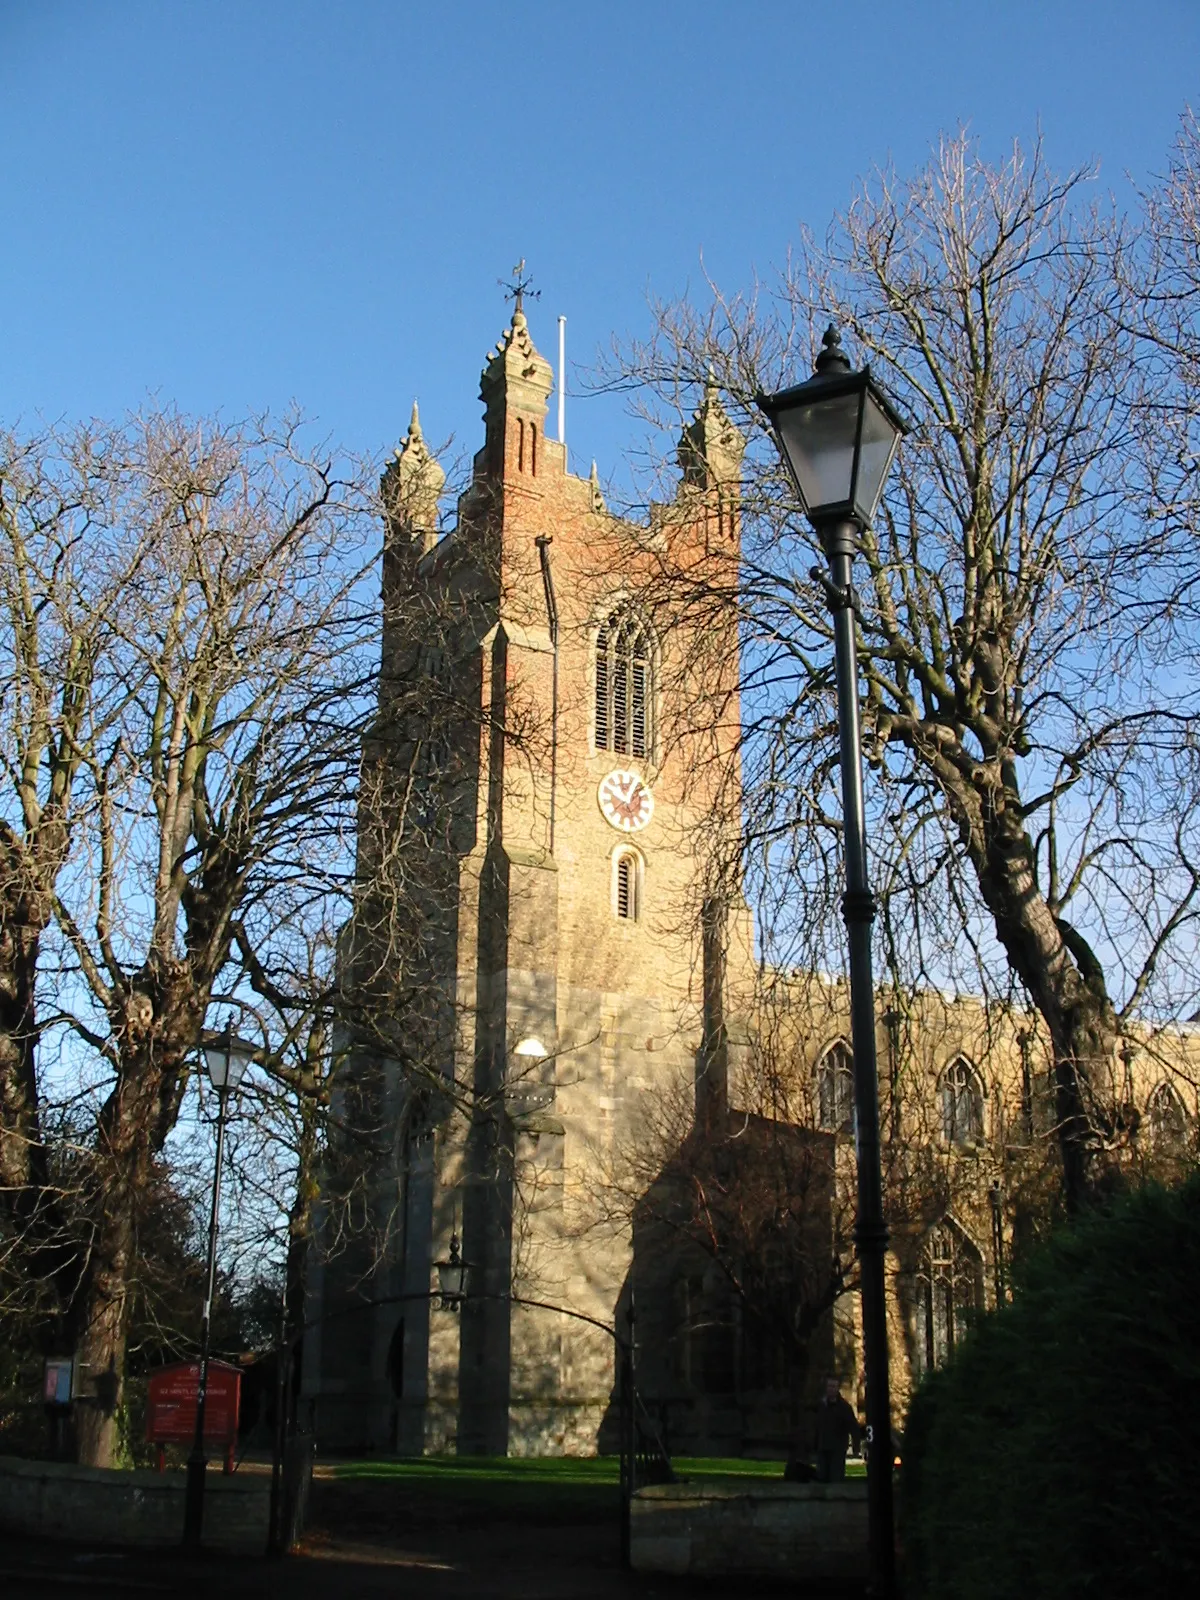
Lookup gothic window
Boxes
[940,1057,984,1147]
[673,1271,736,1394]
[816,1040,855,1133]
[673,1275,702,1388]
[1147,1081,1189,1154]
[595,608,654,758]
[613,849,642,922]
[916,1221,982,1375]
[418,643,447,680]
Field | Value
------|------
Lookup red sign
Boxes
[43,1358,74,1405]
[146,1361,240,1470]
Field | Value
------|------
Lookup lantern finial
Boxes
[815,323,852,376]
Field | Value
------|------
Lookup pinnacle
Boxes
[480,303,553,397]
[695,370,723,418]
[484,308,538,368]
[678,373,744,487]
[589,459,606,514]
[393,400,431,463]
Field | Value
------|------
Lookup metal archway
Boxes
[268,1284,671,1564]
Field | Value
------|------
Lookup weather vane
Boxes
[500,258,540,316]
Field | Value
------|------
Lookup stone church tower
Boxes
[302,302,1200,1460]
[304,302,752,1454]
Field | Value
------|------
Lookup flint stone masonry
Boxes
[630,1479,869,1581]
[0,1455,270,1554]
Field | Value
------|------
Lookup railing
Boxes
[270,1285,672,1566]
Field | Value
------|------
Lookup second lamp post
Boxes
[759,325,905,1600]
[182,1020,257,1552]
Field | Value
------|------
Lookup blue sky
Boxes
[2,0,1198,493]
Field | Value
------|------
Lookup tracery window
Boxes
[1147,1081,1189,1154]
[916,1221,982,1375]
[940,1057,984,1147]
[816,1040,855,1133]
[595,608,653,758]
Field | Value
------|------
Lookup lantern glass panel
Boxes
[202,1034,256,1090]
[437,1261,462,1298]
[855,388,903,522]
[774,388,861,515]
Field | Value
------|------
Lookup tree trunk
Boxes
[285,1088,320,1344]
[71,969,204,1467]
[972,797,1117,1213]
[0,906,46,1206]
[72,1193,133,1468]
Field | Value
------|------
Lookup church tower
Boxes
[306,299,751,1456]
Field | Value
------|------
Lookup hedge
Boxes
[901,1172,1200,1599]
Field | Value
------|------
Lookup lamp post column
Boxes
[182,1048,231,1551]
[822,518,895,1600]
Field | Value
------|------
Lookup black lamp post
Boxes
[759,326,905,1600]
[182,1020,256,1552]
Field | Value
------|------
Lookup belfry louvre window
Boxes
[595,609,653,757]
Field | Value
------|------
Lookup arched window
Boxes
[613,849,641,922]
[1147,1081,1189,1154]
[940,1057,984,1147]
[916,1220,982,1374]
[595,607,653,758]
[816,1040,855,1133]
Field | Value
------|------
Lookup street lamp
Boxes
[182,1020,257,1552]
[759,325,905,1600]
[435,1232,470,1310]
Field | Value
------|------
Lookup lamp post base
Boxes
[182,1452,208,1551]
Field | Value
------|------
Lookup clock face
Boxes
[598,769,654,833]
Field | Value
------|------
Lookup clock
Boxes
[598,769,654,833]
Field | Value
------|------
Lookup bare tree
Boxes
[1130,109,1200,550]
[1,408,376,1465]
[606,132,1200,1212]
[1,422,151,1312]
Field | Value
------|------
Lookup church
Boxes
[302,297,1199,1459]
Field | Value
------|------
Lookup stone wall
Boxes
[0,1455,270,1554]
[631,1479,868,1581]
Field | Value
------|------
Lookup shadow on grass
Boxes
[320,1453,857,1532]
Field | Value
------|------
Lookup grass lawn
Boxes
[320,1454,622,1529]
[313,1454,864,1541]
[331,1453,863,1485]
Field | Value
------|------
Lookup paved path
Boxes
[0,1464,866,1597]
[0,1530,810,1599]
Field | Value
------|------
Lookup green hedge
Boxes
[901,1173,1200,1599]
